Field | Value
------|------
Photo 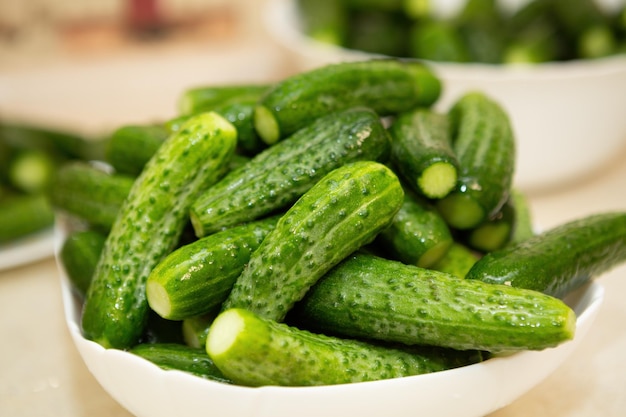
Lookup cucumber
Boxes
[222,161,404,322]
[0,193,54,244]
[375,191,453,268]
[388,108,458,199]
[454,0,506,63]
[172,101,266,157]
[190,108,392,237]
[81,112,237,349]
[182,311,218,349]
[105,124,169,176]
[292,252,576,352]
[253,59,441,144]
[466,212,626,298]
[464,199,514,253]
[0,121,105,162]
[59,229,107,297]
[49,162,135,232]
[436,92,515,230]
[146,216,279,320]
[409,20,470,62]
[129,343,231,383]
[508,188,534,244]
[206,308,482,387]
[175,85,269,156]
[178,84,269,116]
[345,10,411,57]
[298,0,348,46]
[429,242,479,279]
[7,149,58,194]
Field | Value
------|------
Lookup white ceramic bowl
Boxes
[55,220,604,417]
[264,0,626,192]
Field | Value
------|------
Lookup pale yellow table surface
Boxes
[1,20,626,416]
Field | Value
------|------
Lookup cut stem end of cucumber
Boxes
[254,105,281,145]
[206,309,245,357]
[437,193,485,230]
[418,161,458,199]
[146,281,173,320]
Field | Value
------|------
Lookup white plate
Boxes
[54,220,605,417]
[0,228,55,271]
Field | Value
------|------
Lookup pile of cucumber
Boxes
[53,59,626,387]
[298,0,626,63]
[0,123,105,246]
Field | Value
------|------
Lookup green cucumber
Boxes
[253,59,441,144]
[81,112,237,349]
[190,108,392,237]
[345,10,411,57]
[389,108,458,199]
[509,188,534,244]
[129,343,231,383]
[0,193,54,244]
[146,216,278,320]
[182,311,219,349]
[436,92,515,230]
[409,20,471,62]
[375,191,453,268]
[0,121,105,162]
[429,242,479,279]
[49,162,135,232]
[7,149,58,194]
[174,84,270,156]
[206,308,482,387]
[60,229,107,297]
[222,161,404,322]
[464,200,515,253]
[466,212,626,298]
[105,124,169,176]
[178,84,269,116]
[171,101,266,157]
[298,0,348,46]
[292,252,576,352]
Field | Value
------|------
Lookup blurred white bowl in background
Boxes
[264,0,626,192]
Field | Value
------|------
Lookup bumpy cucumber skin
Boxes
[293,252,576,352]
[222,161,404,322]
[466,212,626,298]
[207,308,480,387]
[439,92,516,229]
[105,124,169,176]
[146,216,278,320]
[190,108,392,237]
[130,343,231,383]
[50,162,134,232]
[376,192,453,268]
[389,108,459,199]
[60,229,107,298]
[255,59,441,142]
[81,112,237,349]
